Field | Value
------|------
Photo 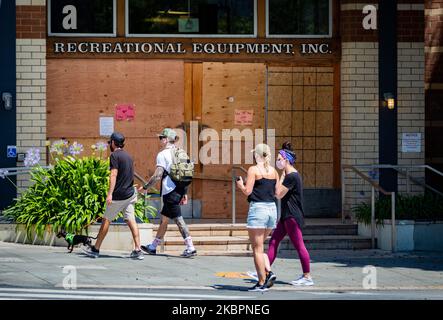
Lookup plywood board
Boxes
[47,59,184,139]
[291,111,303,137]
[268,86,292,110]
[303,137,316,150]
[293,86,304,111]
[317,73,334,85]
[316,112,333,136]
[304,73,317,86]
[268,73,292,86]
[316,163,334,187]
[303,112,316,136]
[293,72,304,86]
[317,86,334,110]
[316,137,333,150]
[302,163,316,188]
[202,62,265,138]
[303,86,317,111]
[316,150,333,163]
[304,150,316,163]
[268,111,292,137]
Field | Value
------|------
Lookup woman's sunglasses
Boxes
[159,136,166,140]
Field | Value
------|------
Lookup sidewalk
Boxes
[1,241,443,294]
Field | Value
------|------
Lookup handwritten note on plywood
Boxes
[235,109,254,126]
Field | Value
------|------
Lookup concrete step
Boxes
[154,223,358,237]
[158,235,373,253]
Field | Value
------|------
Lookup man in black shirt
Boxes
[83,132,144,260]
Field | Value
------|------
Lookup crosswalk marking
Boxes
[0,287,253,300]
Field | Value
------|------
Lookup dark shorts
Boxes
[161,190,183,219]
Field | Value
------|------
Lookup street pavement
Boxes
[1,241,443,300]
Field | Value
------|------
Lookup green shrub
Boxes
[3,156,156,238]
[353,193,443,226]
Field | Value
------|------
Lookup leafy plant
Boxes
[3,156,156,239]
[353,193,443,226]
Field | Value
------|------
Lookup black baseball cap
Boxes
[109,132,125,145]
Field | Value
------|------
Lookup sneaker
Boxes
[248,282,269,292]
[130,250,144,260]
[141,244,156,255]
[291,275,314,286]
[82,245,99,258]
[246,271,258,281]
[264,271,277,288]
[181,248,197,257]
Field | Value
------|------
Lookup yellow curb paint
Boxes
[215,272,253,279]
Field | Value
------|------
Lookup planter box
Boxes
[358,220,443,251]
[0,223,153,252]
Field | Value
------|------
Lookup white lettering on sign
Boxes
[362,5,377,30]
[301,43,330,54]
[52,42,328,56]
[62,5,77,30]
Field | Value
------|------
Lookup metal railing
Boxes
[342,164,443,252]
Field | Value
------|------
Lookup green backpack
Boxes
[168,147,194,187]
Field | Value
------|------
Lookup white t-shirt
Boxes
[156,145,176,196]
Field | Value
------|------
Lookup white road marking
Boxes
[0,257,25,262]
[57,265,107,270]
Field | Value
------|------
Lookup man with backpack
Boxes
[139,128,196,257]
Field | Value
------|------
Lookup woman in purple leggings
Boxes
[268,141,313,286]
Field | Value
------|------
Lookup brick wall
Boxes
[341,42,379,214]
[340,1,426,216]
[397,42,426,194]
[16,1,47,190]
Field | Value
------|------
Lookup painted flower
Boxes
[0,169,8,179]
[69,142,84,156]
[95,141,108,152]
[24,148,41,167]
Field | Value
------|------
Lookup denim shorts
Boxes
[247,202,277,229]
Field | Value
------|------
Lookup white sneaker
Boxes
[246,271,258,281]
[291,275,314,286]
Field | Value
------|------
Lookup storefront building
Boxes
[1,0,438,221]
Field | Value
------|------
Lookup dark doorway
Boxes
[0,1,17,210]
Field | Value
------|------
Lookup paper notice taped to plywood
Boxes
[99,117,114,137]
[235,109,254,126]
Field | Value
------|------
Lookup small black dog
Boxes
[57,230,97,253]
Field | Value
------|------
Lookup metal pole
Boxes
[391,192,396,253]
[265,65,268,144]
[341,167,345,223]
[371,186,375,249]
[232,168,236,225]
[406,169,410,194]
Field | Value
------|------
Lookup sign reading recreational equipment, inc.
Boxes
[52,41,333,56]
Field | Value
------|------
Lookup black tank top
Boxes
[248,178,276,203]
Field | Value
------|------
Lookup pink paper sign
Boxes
[235,109,254,126]
[116,104,135,121]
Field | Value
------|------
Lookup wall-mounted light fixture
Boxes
[2,92,13,111]
[383,92,395,110]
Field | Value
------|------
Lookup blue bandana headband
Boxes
[279,150,296,165]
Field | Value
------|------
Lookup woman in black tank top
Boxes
[236,144,278,292]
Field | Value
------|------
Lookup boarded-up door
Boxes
[189,62,266,220]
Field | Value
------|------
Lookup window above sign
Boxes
[48,0,116,37]
[266,0,332,38]
[126,0,257,38]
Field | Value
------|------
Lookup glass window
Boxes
[49,0,115,36]
[127,0,256,37]
[267,0,331,37]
